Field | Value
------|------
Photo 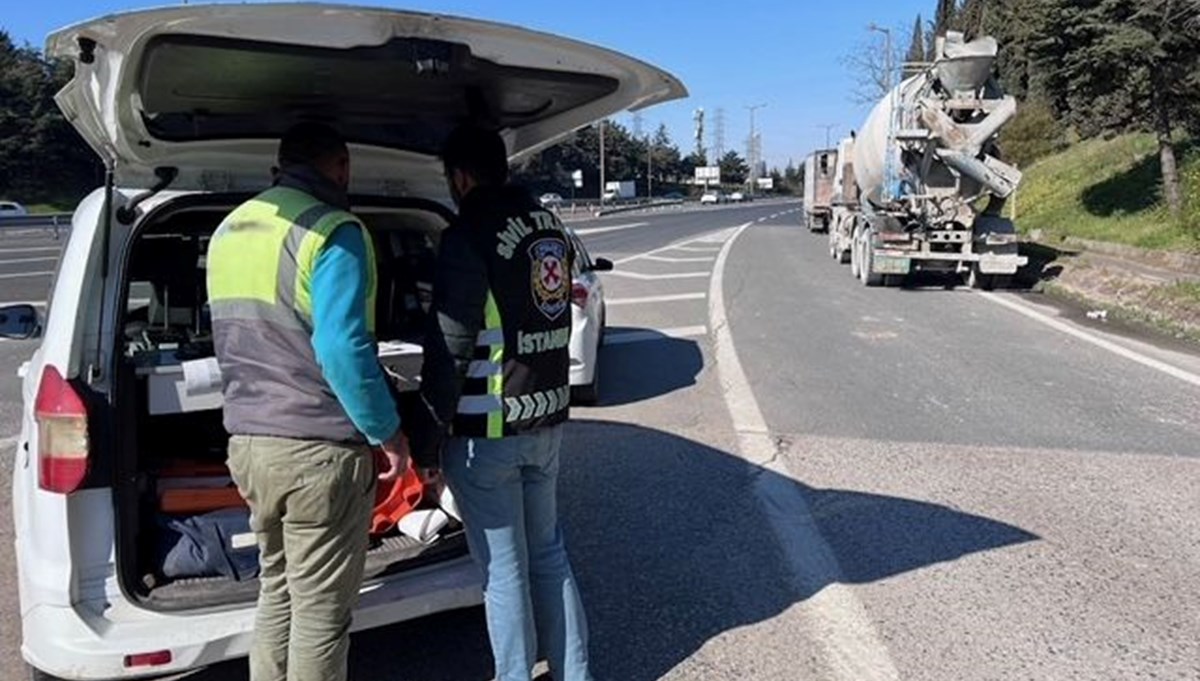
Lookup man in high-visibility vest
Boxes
[206,122,410,681]
[419,125,593,681]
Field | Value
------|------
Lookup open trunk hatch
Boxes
[46,4,687,190]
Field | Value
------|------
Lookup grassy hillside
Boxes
[1012,133,1200,253]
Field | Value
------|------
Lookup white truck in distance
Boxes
[803,148,837,232]
[603,180,636,201]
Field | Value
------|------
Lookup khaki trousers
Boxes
[227,435,375,681]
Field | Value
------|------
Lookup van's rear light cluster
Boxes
[34,365,90,494]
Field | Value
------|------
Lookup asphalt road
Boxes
[2,200,1198,680]
[0,228,65,306]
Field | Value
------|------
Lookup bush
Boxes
[998,99,1067,169]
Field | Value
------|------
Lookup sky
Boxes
[2,0,930,171]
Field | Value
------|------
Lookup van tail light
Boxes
[572,283,589,308]
[34,365,90,494]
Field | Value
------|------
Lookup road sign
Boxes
[757,177,774,190]
[571,169,583,188]
[695,166,721,182]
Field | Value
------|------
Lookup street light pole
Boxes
[869,23,897,203]
[817,124,837,149]
[599,118,606,204]
[745,103,766,195]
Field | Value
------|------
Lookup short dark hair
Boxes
[277,122,348,168]
[441,125,509,186]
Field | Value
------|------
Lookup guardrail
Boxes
[0,213,73,229]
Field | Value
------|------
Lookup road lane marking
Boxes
[0,271,53,280]
[0,434,19,451]
[642,255,716,264]
[607,270,710,281]
[0,256,58,265]
[607,292,706,306]
[573,222,648,236]
[670,245,723,253]
[613,225,739,265]
[0,247,62,254]
[604,325,708,345]
[975,291,1200,389]
[0,300,47,307]
[710,222,900,681]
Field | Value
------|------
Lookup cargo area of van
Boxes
[113,195,469,611]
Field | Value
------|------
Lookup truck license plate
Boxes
[874,256,910,274]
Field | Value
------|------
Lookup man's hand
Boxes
[377,430,412,483]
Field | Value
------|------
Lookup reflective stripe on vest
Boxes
[456,290,506,438]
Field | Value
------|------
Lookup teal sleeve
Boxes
[310,224,400,445]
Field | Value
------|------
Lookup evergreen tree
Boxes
[906,14,928,76]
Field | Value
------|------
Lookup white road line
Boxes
[976,291,1200,389]
[642,255,716,264]
[607,292,706,306]
[0,434,20,451]
[0,257,58,265]
[607,270,711,281]
[0,247,62,254]
[710,222,900,681]
[0,301,47,307]
[0,271,53,280]
[604,325,708,345]
[573,222,648,236]
[670,245,723,253]
[613,225,738,265]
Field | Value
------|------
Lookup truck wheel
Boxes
[860,231,884,287]
[968,266,996,291]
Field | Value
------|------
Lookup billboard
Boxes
[694,166,721,182]
[756,177,774,190]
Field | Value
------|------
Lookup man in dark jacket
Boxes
[419,125,593,681]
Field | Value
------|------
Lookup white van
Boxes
[0,5,684,679]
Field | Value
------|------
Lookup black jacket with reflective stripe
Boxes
[421,185,572,439]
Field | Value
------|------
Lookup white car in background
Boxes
[700,190,723,204]
[0,201,29,217]
[1,5,684,680]
[539,192,563,208]
[728,191,745,202]
[566,229,612,404]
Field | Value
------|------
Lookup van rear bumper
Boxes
[23,557,482,680]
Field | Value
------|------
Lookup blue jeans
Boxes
[443,425,594,681]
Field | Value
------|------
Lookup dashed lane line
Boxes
[607,292,706,306]
[709,222,900,681]
[0,257,59,265]
[572,222,649,236]
[642,255,717,264]
[607,270,711,281]
[0,271,53,280]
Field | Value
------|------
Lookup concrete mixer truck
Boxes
[846,31,1026,289]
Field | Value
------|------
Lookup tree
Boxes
[934,0,958,37]
[1023,0,1200,216]
[842,29,905,104]
[0,32,98,206]
[718,151,749,186]
[905,14,928,77]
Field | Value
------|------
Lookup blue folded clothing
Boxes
[156,509,259,581]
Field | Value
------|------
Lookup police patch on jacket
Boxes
[530,237,568,321]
